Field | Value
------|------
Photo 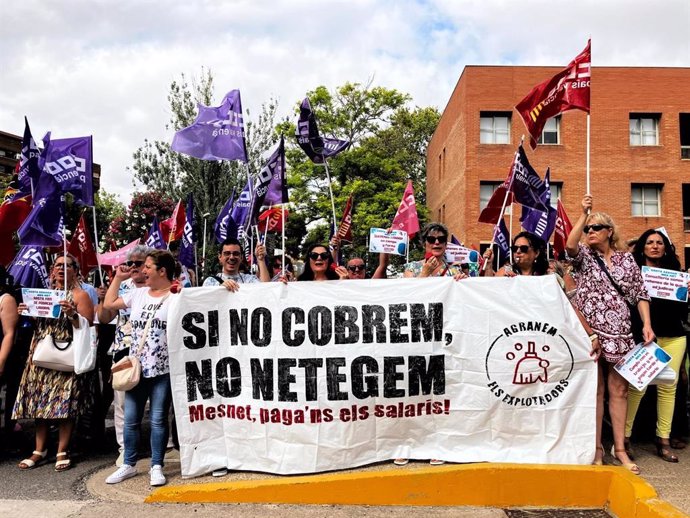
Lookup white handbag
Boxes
[32,334,74,372]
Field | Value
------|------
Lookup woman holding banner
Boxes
[13,254,94,472]
[297,244,348,281]
[403,223,463,279]
[625,229,688,463]
[103,250,178,487]
[566,195,654,474]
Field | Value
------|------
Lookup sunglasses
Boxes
[125,260,145,267]
[309,252,330,261]
[54,263,75,269]
[347,265,365,272]
[425,235,448,244]
[511,245,531,254]
[222,251,243,257]
[583,224,610,234]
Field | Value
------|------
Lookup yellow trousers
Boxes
[625,335,687,439]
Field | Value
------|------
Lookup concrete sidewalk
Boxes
[84,441,690,516]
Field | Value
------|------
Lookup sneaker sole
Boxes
[106,471,137,484]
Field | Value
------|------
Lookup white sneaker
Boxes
[212,468,228,477]
[150,465,166,486]
[115,448,125,467]
[106,464,137,484]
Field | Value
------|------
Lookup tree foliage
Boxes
[277,82,440,271]
[104,191,175,247]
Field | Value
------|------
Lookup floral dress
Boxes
[569,244,649,363]
[13,294,94,419]
[404,259,461,277]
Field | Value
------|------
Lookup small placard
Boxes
[641,266,689,302]
[21,288,66,319]
[368,228,408,256]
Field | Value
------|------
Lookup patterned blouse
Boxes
[569,244,649,362]
[404,259,462,277]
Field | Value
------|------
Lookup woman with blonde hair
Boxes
[566,195,654,474]
[13,254,94,472]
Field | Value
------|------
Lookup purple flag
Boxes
[179,194,195,268]
[18,117,41,195]
[145,216,165,250]
[451,234,461,246]
[250,137,288,225]
[509,146,549,213]
[493,219,511,260]
[8,245,50,288]
[295,98,349,164]
[521,168,557,241]
[40,134,94,206]
[171,89,248,162]
[261,136,288,206]
[18,190,64,247]
[230,180,253,247]
[214,188,237,243]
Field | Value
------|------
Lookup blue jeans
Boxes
[123,374,171,467]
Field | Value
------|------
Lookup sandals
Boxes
[55,452,72,472]
[656,438,679,463]
[611,446,641,475]
[592,445,605,466]
[18,450,48,470]
[623,437,635,460]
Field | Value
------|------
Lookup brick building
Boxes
[427,66,690,265]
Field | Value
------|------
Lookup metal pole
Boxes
[201,213,210,279]
[323,159,338,231]
[91,205,104,285]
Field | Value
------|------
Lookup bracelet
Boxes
[71,313,79,321]
[589,333,598,342]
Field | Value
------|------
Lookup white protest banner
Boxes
[21,288,65,318]
[614,342,673,391]
[168,276,596,477]
[641,266,689,302]
[445,243,480,264]
[368,228,408,256]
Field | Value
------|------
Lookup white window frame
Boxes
[630,115,659,146]
[537,117,560,145]
[549,183,563,209]
[480,113,511,144]
[480,182,511,214]
[631,184,661,217]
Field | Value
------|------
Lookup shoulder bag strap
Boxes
[591,252,627,300]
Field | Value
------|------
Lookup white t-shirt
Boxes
[121,287,172,378]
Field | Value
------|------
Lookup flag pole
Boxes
[62,197,68,294]
[586,113,591,194]
[263,205,271,244]
[281,205,286,278]
[90,205,104,286]
[201,213,210,279]
[322,158,339,231]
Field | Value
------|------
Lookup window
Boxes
[549,182,563,208]
[537,116,560,145]
[480,112,511,144]
[680,114,690,159]
[630,114,660,146]
[479,182,511,214]
[631,184,661,216]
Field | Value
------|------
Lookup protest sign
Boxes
[445,243,479,264]
[21,288,65,318]
[368,228,408,256]
[614,342,673,391]
[168,276,596,477]
[641,266,689,302]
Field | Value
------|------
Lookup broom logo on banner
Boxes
[485,321,574,408]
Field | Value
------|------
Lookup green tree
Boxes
[278,82,439,272]
[104,191,175,247]
[130,68,280,268]
[63,190,126,252]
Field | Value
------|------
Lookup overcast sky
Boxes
[1,0,688,204]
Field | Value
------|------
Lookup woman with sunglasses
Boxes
[104,250,180,487]
[13,254,94,472]
[624,229,688,463]
[297,244,348,281]
[565,194,654,474]
[484,231,549,277]
[403,222,462,279]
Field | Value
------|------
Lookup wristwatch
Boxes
[70,313,79,321]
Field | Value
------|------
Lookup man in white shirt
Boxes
[202,238,270,290]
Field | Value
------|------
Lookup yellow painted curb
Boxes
[146,463,685,517]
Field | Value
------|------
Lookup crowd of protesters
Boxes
[0,193,688,486]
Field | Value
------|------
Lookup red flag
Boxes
[68,214,99,278]
[553,199,573,258]
[515,40,591,149]
[258,207,288,233]
[391,180,420,238]
[161,200,185,243]
[336,194,354,243]
[0,169,32,233]
[478,163,514,224]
